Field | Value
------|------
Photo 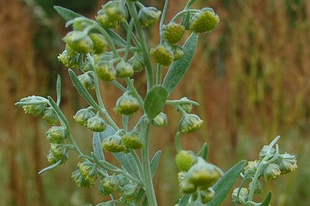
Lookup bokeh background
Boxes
[0,0,310,205]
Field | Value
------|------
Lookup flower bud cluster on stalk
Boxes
[15,0,297,205]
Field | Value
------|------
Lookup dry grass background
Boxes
[0,0,309,205]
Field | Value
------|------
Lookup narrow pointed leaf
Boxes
[198,143,208,160]
[144,85,168,119]
[150,150,161,178]
[162,33,198,95]
[54,6,82,21]
[56,75,62,105]
[105,28,127,48]
[208,160,247,206]
[261,192,272,206]
[93,132,105,161]
[113,153,141,180]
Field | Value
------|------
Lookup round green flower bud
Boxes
[73,108,95,127]
[46,126,66,144]
[47,144,68,164]
[66,44,78,57]
[89,33,107,54]
[78,162,98,184]
[200,188,216,203]
[58,50,79,69]
[187,157,221,188]
[64,31,93,54]
[259,145,276,159]
[120,184,138,201]
[191,8,220,33]
[116,174,130,188]
[244,160,259,177]
[164,23,185,45]
[73,21,91,31]
[122,132,144,149]
[138,7,161,28]
[150,45,174,66]
[128,53,145,72]
[249,180,263,194]
[94,62,116,81]
[102,134,126,153]
[177,97,193,113]
[96,12,119,28]
[171,45,184,61]
[175,150,196,171]
[151,112,168,127]
[99,176,119,195]
[42,107,58,125]
[87,116,107,132]
[71,169,93,188]
[180,178,196,194]
[116,61,134,78]
[179,114,203,134]
[263,163,281,181]
[114,94,140,115]
[78,71,95,91]
[102,1,127,22]
[21,96,47,117]
[231,187,249,204]
[277,153,297,174]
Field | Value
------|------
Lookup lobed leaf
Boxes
[208,160,247,206]
[162,33,199,95]
[144,85,168,119]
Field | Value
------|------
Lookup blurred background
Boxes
[0,0,310,205]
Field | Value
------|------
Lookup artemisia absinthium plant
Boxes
[16,0,297,205]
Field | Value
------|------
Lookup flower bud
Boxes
[58,50,79,69]
[116,174,130,188]
[71,169,93,188]
[78,162,98,184]
[99,176,119,195]
[89,33,107,54]
[73,108,95,127]
[200,188,216,203]
[175,150,196,171]
[259,145,276,158]
[78,71,95,91]
[171,45,184,61]
[64,31,93,54]
[179,178,196,194]
[151,112,168,127]
[46,126,66,144]
[116,61,134,78]
[96,12,119,28]
[114,93,140,115]
[231,188,249,204]
[177,97,193,113]
[244,160,259,177]
[102,1,127,22]
[120,184,138,201]
[128,53,145,72]
[138,7,161,28]
[42,107,58,125]
[164,23,185,45]
[191,8,220,33]
[73,21,91,31]
[87,116,107,132]
[249,180,263,194]
[47,144,68,164]
[150,45,174,66]
[179,114,203,134]
[186,157,221,188]
[102,134,126,153]
[94,62,116,81]
[20,96,47,117]
[277,153,298,175]
[263,163,281,181]
[122,132,144,149]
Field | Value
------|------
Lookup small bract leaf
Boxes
[93,132,105,161]
[261,192,272,206]
[113,153,141,180]
[54,6,82,21]
[150,150,161,178]
[144,85,168,119]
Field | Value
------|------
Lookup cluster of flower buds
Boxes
[73,108,107,132]
[176,154,221,204]
[232,137,297,205]
[96,1,127,29]
[47,143,69,164]
[98,174,138,202]
[72,162,98,188]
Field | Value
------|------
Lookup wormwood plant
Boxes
[16,0,297,205]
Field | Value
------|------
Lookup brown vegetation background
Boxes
[0,0,309,205]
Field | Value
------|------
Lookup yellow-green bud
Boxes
[58,50,79,69]
[244,160,259,177]
[46,126,66,144]
[78,162,98,184]
[138,7,161,28]
[96,12,119,28]
[150,45,174,66]
[263,163,281,181]
[120,184,138,201]
[114,94,140,115]
[200,189,216,203]
[164,23,185,45]
[116,61,134,78]
[151,112,168,127]
[42,107,58,125]
[179,114,203,134]
[89,33,107,54]
[102,134,126,153]
[20,96,47,117]
[171,45,184,61]
[180,178,196,194]
[122,132,144,149]
[231,188,249,204]
[277,153,297,175]
[78,71,95,91]
[102,1,127,22]
[64,31,93,54]
[73,108,95,127]
[73,21,91,31]
[94,62,116,81]
[191,8,220,33]
[99,176,119,195]
[47,144,68,164]
[175,150,196,171]
[128,53,145,72]
[71,169,93,188]
[87,116,107,132]
[259,145,276,159]
[177,97,193,113]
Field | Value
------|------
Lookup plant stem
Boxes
[126,1,154,91]
[141,119,158,206]
[125,77,144,107]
